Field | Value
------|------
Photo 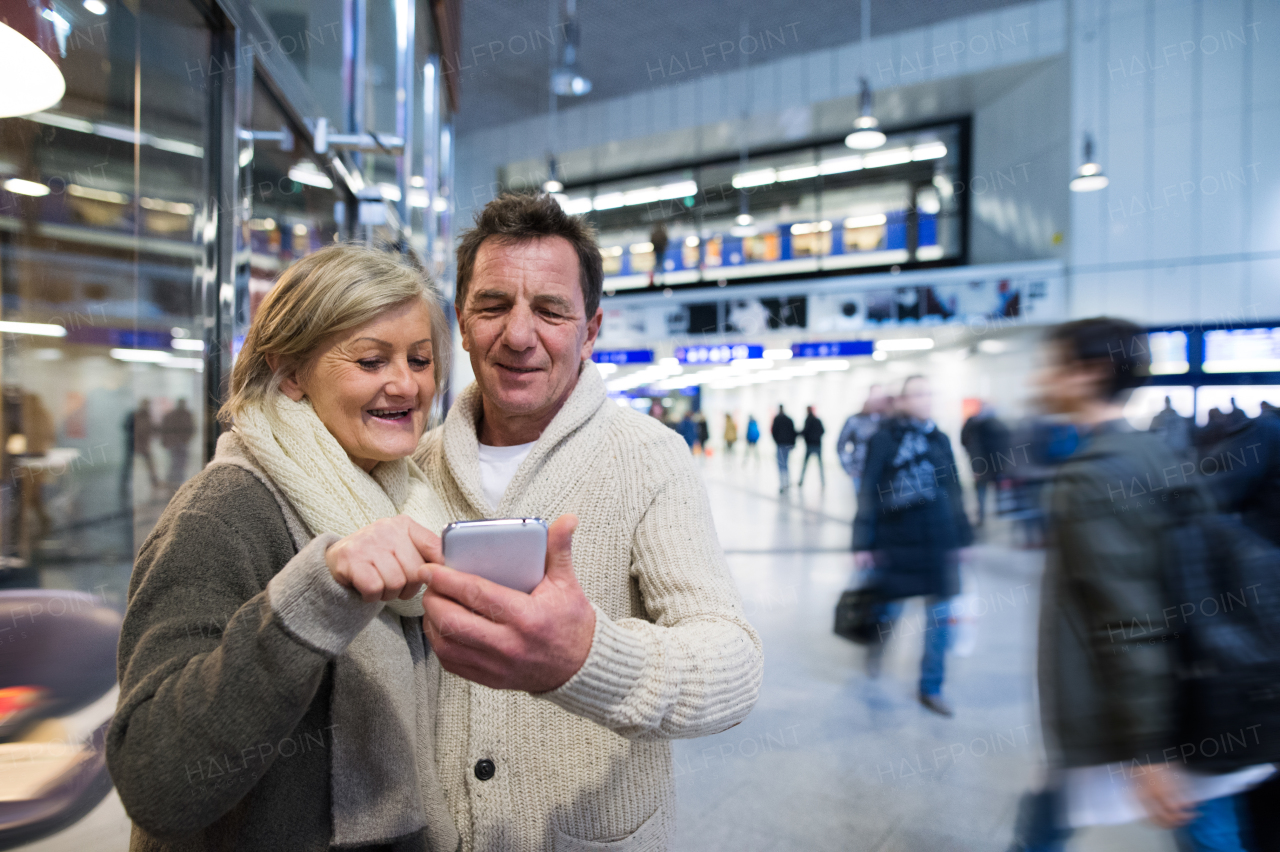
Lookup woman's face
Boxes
[281,300,436,472]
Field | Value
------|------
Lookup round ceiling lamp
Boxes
[845,78,886,150]
[1069,134,1109,192]
[0,1,65,118]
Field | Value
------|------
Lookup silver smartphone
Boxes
[440,518,548,593]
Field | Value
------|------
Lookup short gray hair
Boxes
[220,243,449,423]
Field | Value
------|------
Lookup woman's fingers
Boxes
[348,559,387,602]
[405,516,443,564]
[391,535,428,600]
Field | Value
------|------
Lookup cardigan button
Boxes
[474,759,496,781]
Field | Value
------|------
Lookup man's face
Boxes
[1034,341,1101,415]
[458,236,602,427]
[899,378,933,420]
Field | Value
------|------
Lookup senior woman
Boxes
[106,245,459,852]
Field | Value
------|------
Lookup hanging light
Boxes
[0,0,66,118]
[1070,134,1109,192]
[542,156,563,193]
[845,78,886,150]
[551,3,591,97]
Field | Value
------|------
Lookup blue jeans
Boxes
[776,445,792,485]
[1013,788,1247,852]
[874,596,952,696]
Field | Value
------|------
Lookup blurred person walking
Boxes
[837,384,890,493]
[724,413,738,453]
[1199,399,1280,849]
[798,406,826,487]
[678,411,698,450]
[1149,395,1193,460]
[745,414,761,463]
[853,375,972,716]
[1011,318,1258,852]
[960,401,1012,527]
[122,398,159,495]
[771,405,797,493]
[158,398,196,490]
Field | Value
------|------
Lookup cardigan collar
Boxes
[442,360,609,516]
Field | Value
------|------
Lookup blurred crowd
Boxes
[652,318,1280,852]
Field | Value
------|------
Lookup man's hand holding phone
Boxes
[421,514,596,694]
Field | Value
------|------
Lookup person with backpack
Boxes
[1010,317,1265,852]
[745,415,761,464]
[853,375,972,716]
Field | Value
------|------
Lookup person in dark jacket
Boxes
[1011,317,1250,852]
[771,405,797,493]
[853,375,972,716]
[798,406,826,487]
[678,411,698,450]
[1199,403,1280,848]
[1149,395,1193,460]
[960,402,1013,526]
[837,384,890,492]
[158,397,196,490]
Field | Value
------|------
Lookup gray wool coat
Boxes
[106,447,458,852]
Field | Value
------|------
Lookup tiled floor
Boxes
[668,451,1175,852]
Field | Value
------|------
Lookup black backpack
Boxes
[1160,483,1280,771]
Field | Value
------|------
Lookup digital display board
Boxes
[791,340,875,358]
[592,349,654,365]
[1202,328,1280,373]
[674,344,764,364]
[1148,331,1189,375]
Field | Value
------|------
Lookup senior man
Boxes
[415,193,763,852]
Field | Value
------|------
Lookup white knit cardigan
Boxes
[414,364,763,852]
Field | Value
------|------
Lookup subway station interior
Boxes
[1,0,1278,850]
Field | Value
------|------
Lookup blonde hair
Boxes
[219,243,450,424]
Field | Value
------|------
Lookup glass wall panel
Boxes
[253,0,348,131]
[0,0,213,842]
[1,0,213,587]
[241,79,343,342]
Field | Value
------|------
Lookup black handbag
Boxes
[833,586,887,645]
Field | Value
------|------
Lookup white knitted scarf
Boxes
[231,393,452,848]
[234,393,439,541]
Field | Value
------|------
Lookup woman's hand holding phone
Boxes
[325,515,441,602]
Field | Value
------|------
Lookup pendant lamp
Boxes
[0,0,66,118]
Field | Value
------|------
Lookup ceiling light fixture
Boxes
[875,338,935,351]
[288,163,334,189]
[542,155,564,193]
[844,213,887,229]
[550,0,591,96]
[0,5,64,118]
[0,320,66,336]
[3,177,50,197]
[845,78,886,150]
[1070,134,1109,192]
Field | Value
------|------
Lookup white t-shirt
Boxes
[477,441,536,512]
